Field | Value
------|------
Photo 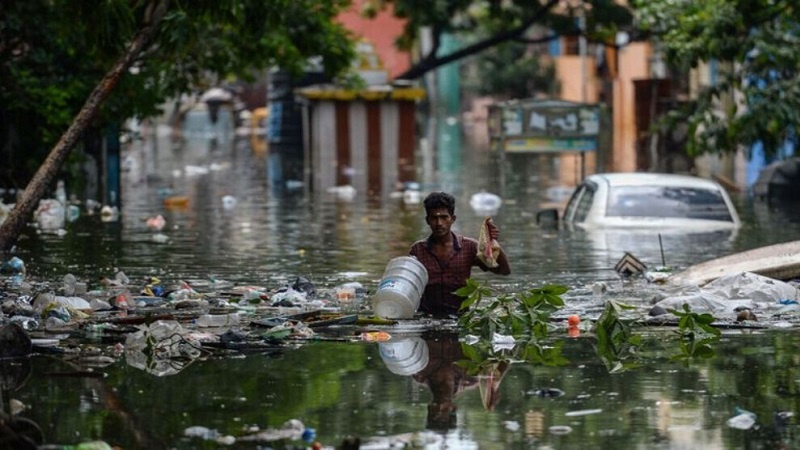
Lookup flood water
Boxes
[5,126,800,449]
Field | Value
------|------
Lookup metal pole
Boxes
[579,6,587,104]
[579,5,587,180]
[300,100,311,197]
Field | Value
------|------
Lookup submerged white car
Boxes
[543,173,741,230]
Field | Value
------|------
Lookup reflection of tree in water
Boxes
[1,322,181,449]
[1,358,42,449]
[0,324,41,449]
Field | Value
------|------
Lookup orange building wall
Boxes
[336,1,412,79]
[613,42,652,172]
[554,56,598,185]
[555,56,599,103]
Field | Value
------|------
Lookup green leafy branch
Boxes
[593,300,643,373]
[668,304,721,361]
[454,279,571,385]
[456,278,567,340]
[454,280,723,375]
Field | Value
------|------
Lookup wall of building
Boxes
[302,95,419,197]
[554,56,598,184]
[336,1,412,79]
[612,42,652,173]
[555,56,599,104]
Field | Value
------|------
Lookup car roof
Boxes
[585,173,724,190]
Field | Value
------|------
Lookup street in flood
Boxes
[2,129,800,449]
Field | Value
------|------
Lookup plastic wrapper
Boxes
[125,320,202,376]
[477,217,500,268]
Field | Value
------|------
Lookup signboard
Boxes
[505,137,597,153]
[525,107,599,137]
[489,100,601,153]
[503,108,523,135]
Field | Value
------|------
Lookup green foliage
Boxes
[593,300,643,373]
[374,0,633,79]
[335,72,369,91]
[670,303,721,338]
[461,41,559,99]
[450,280,725,375]
[0,0,356,184]
[456,278,567,340]
[668,304,720,361]
[458,337,569,377]
[633,0,800,157]
[382,0,633,49]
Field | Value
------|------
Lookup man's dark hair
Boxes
[423,192,456,216]
[426,402,457,430]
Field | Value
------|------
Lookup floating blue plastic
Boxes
[301,428,316,443]
[1,256,25,274]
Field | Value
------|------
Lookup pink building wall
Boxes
[336,1,412,79]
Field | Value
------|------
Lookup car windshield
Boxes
[606,186,734,222]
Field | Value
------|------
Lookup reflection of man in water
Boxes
[412,332,478,430]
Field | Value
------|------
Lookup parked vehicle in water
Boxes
[538,173,741,230]
[753,156,800,201]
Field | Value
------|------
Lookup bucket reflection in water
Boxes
[371,256,428,319]
[379,337,429,376]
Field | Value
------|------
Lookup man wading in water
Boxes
[409,192,511,317]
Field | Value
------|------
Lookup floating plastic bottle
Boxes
[196,313,240,328]
[66,204,81,222]
[371,256,428,319]
[10,316,39,331]
[62,273,77,295]
[55,180,67,206]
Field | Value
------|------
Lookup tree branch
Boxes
[396,0,560,80]
[0,0,171,254]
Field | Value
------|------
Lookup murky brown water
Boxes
[5,127,800,449]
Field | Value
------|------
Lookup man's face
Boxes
[426,207,455,238]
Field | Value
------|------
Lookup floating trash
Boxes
[549,425,573,435]
[125,320,203,376]
[727,412,756,430]
[222,195,237,209]
[100,205,119,222]
[529,388,565,398]
[1,256,26,275]
[146,214,166,231]
[469,191,502,215]
[184,425,219,440]
[614,252,647,277]
[565,408,603,417]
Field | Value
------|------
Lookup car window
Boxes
[563,186,581,221]
[564,183,596,223]
[606,186,733,222]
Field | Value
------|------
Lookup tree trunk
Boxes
[0,0,169,255]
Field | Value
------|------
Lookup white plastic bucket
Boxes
[371,256,428,319]
[379,337,429,376]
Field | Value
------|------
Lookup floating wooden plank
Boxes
[251,310,358,329]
